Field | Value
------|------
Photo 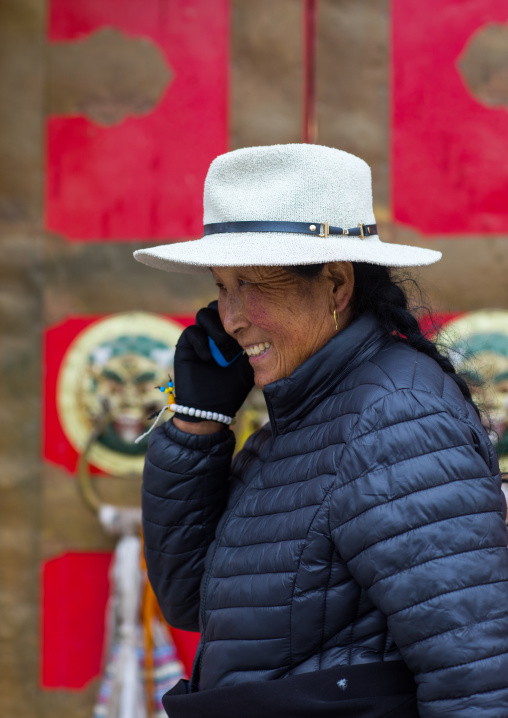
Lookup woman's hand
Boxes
[173,301,254,434]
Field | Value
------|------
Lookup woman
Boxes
[134,145,508,717]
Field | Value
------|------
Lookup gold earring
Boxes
[333,309,339,332]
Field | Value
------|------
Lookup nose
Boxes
[220,291,250,337]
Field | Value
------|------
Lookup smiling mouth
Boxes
[245,342,271,358]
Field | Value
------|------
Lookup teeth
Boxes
[246,342,271,357]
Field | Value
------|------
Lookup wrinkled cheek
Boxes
[245,296,284,333]
[245,298,269,327]
[275,343,300,378]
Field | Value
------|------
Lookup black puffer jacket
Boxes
[143,314,508,716]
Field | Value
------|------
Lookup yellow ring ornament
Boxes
[57,311,184,476]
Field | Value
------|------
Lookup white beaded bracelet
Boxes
[170,403,234,425]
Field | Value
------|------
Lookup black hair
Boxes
[287,262,480,417]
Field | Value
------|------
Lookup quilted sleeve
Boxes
[330,388,508,718]
[142,419,235,631]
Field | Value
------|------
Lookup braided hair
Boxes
[287,262,480,417]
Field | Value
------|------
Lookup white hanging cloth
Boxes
[93,506,185,718]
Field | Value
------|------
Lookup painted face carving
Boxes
[83,337,174,450]
[212,264,354,389]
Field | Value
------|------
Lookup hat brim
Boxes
[133,232,441,274]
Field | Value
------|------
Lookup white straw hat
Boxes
[134,144,441,273]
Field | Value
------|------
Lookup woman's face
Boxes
[212,263,354,389]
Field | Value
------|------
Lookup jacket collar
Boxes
[263,313,389,435]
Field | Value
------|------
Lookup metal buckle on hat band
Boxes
[319,222,362,238]
[320,222,371,239]
[319,222,329,238]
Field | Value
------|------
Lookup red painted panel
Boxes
[392,0,508,234]
[168,627,201,678]
[46,0,229,240]
[41,552,200,689]
[43,317,91,475]
[41,552,113,689]
[43,315,193,475]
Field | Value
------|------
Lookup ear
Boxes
[323,262,355,313]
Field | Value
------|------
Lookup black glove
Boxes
[173,301,254,423]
